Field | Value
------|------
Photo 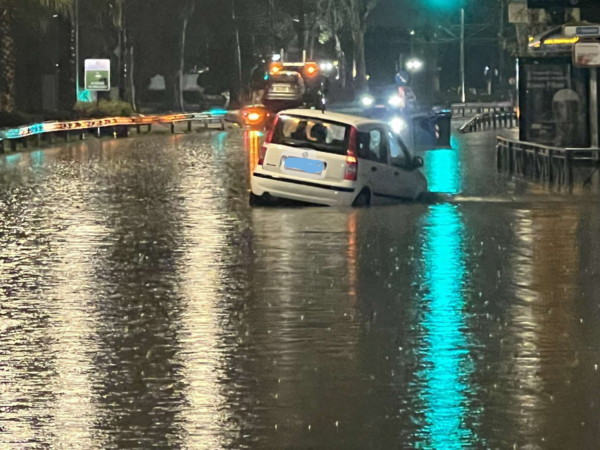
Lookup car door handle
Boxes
[371,167,378,172]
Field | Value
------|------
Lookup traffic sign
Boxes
[395,71,410,87]
[564,25,600,37]
[85,59,111,91]
[573,42,600,67]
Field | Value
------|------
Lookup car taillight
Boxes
[344,126,358,181]
[259,115,279,166]
[248,112,261,122]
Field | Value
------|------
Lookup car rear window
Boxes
[271,115,351,155]
[271,73,303,84]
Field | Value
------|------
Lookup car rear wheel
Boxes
[249,192,266,206]
[353,188,371,207]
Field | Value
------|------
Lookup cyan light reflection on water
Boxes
[425,148,461,194]
[414,204,478,449]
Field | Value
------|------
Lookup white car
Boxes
[250,109,428,207]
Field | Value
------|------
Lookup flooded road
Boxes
[1,129,600,449]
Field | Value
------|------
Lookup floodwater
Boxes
[1,129,600,449]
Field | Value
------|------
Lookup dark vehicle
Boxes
[358,85,417,119]
[263,71,306,109]
[262,61,324,114]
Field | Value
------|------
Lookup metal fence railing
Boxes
[451,102,514,118]
[460,110,517,134]
[496,136,600,190]
[0,110,227,153]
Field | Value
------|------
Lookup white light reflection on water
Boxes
[45,217,103,449]
[510,210,542,427]
[177,141,234,449]
[414,203,479,449]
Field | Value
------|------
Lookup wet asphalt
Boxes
[1,128,600,449]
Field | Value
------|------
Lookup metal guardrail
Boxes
[0,110,227,153]
[451,102,514,118]
[460,110,517,133]
[496,136,600,190]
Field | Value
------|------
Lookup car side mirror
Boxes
[412,156,424,169]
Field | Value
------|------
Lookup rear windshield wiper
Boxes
[280,140,319,151]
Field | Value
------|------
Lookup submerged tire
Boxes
[353,189,371,207]
[249,192,265,206]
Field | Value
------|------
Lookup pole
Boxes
[75,0,80,101]
[498,0,505,87]
[460,8,466,103]
[269,0,275,53]
[232,0,242,102]
[591,68,599,153]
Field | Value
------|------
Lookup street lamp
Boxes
[406,59,423,72]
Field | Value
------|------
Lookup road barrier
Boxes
[496,136,600,191]
[411,109,453,150]
[0,110,227,154]
[460,110,517,134]
[452,102,514,118]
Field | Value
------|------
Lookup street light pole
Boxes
[75,0,80,101]
[269,0,275,53]
[231,0,242,102]
[460,7,466,103]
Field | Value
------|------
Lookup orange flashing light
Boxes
[305,62,319,77]
[248,112,261,122]
[270,62,283,75]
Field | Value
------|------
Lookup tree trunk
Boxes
[309,21,319,60]
[354,30,367,90]
[178,17,189,112]
[232,0,242,103]
[498,0,506,88]
[165,73,178,111]
[126,44,137,111]
[334,33,345,88]
[0,0,16,112]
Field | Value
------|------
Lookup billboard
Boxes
[519,57,590,148]
[84,59,111,91]
[528,0,598,7]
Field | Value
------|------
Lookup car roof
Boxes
[279,109,386,129]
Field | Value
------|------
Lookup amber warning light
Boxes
[305,62,319,77]
[270,62,283,75]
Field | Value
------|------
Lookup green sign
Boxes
[84,59,111,91]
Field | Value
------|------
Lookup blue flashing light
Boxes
[209,108,228,116]
[78,89,93,103]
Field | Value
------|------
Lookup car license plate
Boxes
[273,85,290,92]
[283,157,324,175]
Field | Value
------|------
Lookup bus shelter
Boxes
[520,24,600,150]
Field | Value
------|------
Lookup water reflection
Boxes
[244,130,261,177]
[425,149,461,195]
[414,204,478,448]
[1,130,600,448]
